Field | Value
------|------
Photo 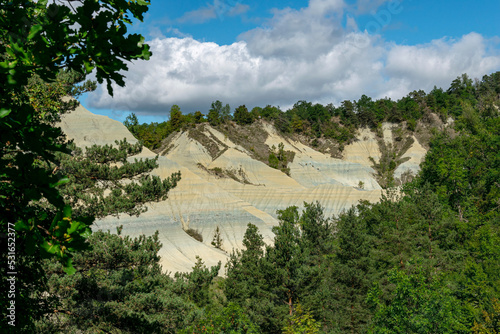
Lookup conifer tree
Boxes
[207,100,222,126]
[55,140,180,219]
[294,203,335,330]
[39,228,215,333]
[211,226,224,250]
[234,105,253,125]
[225,223,281,332]
[331,208,374,333]
[174,256,221,308]
[299,202,333,257]
[270,206,305,317]
[225,223,266,303]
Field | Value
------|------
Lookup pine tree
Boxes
[208,100,222,126]
[225,223,284,333]
[225,224,266,304]
[234,105,253,125]
[270,206,305,317]
[294,203,335,331]
[174,256,221,308]
[170,104,184,131]
[39,228,207,332]
[55,140,181,219]
[330,208,374,333]
[211,226,224,251]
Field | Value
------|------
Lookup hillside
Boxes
[59,103,430,273]
[51,72,499,333]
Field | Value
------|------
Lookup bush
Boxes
[269,152,279,169]
[185,228,203,242]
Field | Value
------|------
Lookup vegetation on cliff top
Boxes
[125,71,500,187]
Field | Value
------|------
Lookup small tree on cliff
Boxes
[211,225,224,251]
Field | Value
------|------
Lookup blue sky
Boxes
[80,0,500,123]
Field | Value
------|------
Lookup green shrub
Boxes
[185,228,203,242]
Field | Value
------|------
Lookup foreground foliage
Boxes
[0,0,185,331]
[37,229,219,333]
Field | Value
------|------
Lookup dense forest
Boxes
[1,1,499,333]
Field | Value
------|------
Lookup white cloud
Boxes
[177,6,216,24]
[241,0,345,60]
[87,1,500,116]
[176,1,250,24]
[228,3,250,16]
[384,33,500,94]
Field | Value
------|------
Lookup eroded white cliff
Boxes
[59,103,427,273]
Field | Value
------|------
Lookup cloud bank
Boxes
[87,0,500,116]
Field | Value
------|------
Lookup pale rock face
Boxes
[59,103,138,147]
[262,123,381,191]
[60,104,275,274]
[381,123,395,145]
[394,136,427,179]
[344,124,427,181]
[59,103,426,274]
[343,128,381,168]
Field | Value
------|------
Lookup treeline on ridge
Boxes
[124,72,500,151]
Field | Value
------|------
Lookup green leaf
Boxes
[15,221,30,231]
[67,221,81,235]
[0,108,11,118]
[81,228,92,239]
[62,258,76,275]
[28,24,43,40]
[41,240,59,255]
[84,61,94,74]
[50,176,70,188]
[63,205,72,218]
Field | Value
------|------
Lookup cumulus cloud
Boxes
[241,0,346,60]
[86,0,500,116]
[384,33,500,89]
